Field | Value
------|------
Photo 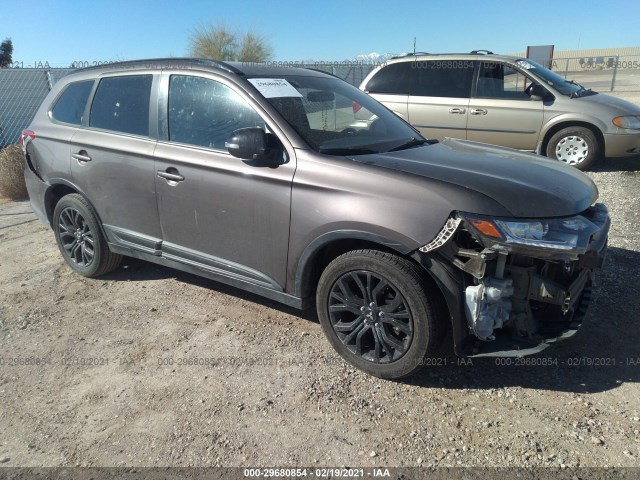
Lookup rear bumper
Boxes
[24,157,49,226]
[603,132,640,158]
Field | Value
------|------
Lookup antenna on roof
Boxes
[413,37,416,55]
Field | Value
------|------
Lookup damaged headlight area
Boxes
[420,204,610,353]
[458,204,609,259]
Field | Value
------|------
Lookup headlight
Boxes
[612,116,640,130]
[459,212,601,254]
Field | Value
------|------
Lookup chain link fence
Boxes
[299,63,376,87]
[0,68,74,147]
[550,55,640,92]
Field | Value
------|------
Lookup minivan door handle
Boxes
[157,168,185,184]
[470,108,488,115]
[72,151,92,163]
[449,107,466,114]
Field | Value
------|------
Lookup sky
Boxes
[1,0,639,67]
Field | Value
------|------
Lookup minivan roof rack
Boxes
[391,50,495,59]
[75,58,243,75]
[390,52,431,59]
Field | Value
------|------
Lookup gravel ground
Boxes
[0,157,639,472]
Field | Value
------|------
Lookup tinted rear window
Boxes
[51,80,94,125]
[89,75,152,136]
[365,62,416,94]
[414,60,475,98]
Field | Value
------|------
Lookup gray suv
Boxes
[22,59,610,379]
[360,52,640,170]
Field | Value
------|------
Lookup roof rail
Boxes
[390,52,431,59]
[391,50,496,59]
[75,57,243,75]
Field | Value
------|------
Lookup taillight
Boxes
[20,129,36,146]
[352,101,362,114]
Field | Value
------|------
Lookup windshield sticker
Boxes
[516,60,533,70]
[248,78,303,98]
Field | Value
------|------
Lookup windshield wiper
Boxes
[387,137,430,152]
[566,79,584,88]
[566,79,595,98]
[319,146,379,156]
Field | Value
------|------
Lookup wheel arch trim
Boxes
[293,230,413,299]
[44,178,109,239]
[539,118,605,155]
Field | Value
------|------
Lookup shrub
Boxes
[0,144,28,200]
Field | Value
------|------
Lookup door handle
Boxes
[470,108,488,115]
[449,108,466,114]
[72,151,91,163]
[157,169,185,183]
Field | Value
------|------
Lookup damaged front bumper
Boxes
[417,203,610,357]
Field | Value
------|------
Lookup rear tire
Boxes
[53,194,122,277]
[316,249,442,379]
[546,126,600,170]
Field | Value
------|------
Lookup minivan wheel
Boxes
[316,249,442,379]
[546,126,599,170]
[53,194,122,277]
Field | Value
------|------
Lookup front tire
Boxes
[316,249,442,379]
[53,194,122,277]
[546,126,600,170]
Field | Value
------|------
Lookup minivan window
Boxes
[51,80,94,125]
[168,75,265,150]
[414,60,474,98]
[476,61,530,99]
[89,75,152,136]
[365,62,415,94]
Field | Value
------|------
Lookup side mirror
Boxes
[226,127,278,161]
[528,84,547,100]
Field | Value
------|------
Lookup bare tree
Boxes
[237,32,273,62]
[189,23,272,62]
[0,38,13,68]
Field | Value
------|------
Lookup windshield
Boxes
[248,75,426,155]
[515,59,594,97]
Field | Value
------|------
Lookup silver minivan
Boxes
[360,52,640,169]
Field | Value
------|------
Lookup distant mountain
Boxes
[349,52,396,63]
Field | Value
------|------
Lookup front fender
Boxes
[293,229,413,299]
[541,112,608,140]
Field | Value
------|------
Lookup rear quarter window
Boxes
[89,75,153,136]
[50,80,94,125]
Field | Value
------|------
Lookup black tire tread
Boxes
[53,193,122,277]
[317,249,443,379]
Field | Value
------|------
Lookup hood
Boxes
[572,92,640,115]
[352,138,598,218]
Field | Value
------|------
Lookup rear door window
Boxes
[89,75,153,136]
[51,80,94,125]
